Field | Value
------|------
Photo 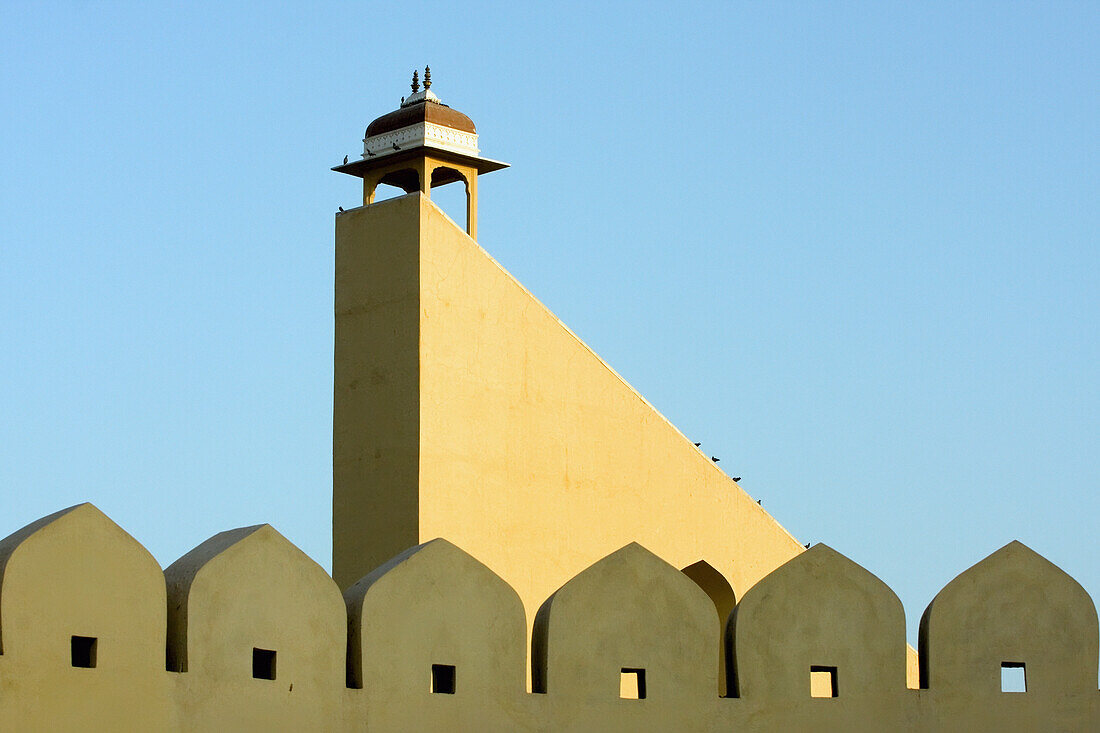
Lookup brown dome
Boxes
[366,100,476,138]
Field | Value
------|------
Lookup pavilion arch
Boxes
[429,164,467,188]
[919,540,1098,695]
[344,538,527,731]
[729,543,906,701]
[532,542,718,706]
[682,559,736,695]
[364,166,421,203]
[428,165,472,232]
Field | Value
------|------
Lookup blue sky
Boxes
[1,2,1097,651]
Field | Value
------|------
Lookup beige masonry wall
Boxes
[0,504,1096,731]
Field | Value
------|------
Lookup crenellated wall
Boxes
[0,503,1096,731]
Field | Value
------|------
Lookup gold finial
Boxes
[411,70,420,93]
[423,66,431,89]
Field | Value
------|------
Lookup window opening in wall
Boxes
[253,648,277,680]
[620,668,647,699]
[810,665,839,698]
[71,635,97,668]
[1001,662,1026,692]
[431,663,456,694]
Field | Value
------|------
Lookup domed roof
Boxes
[334,68,508,182]
[365,97,476,138]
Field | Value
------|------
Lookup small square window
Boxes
[71,636,97,668]
[1001,662,1026,692]
[253,648,277,680]
[431,663,456,694]
[810,665,838,698]
[620,668,647,699]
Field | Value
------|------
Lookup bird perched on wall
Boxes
[756,499,762,505]
[694,442,701,447]
[343,155,349,164]
[732,477,741,482]
[711,456,720,463]
[804,542,811,549]
[338,206,344,213]
[392,142,401,151]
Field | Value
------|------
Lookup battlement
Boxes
[0,503,1096,731]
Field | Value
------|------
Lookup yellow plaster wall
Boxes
[414,194,799,625]
[334,193,921,684]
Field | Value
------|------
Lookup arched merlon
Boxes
[919,540,1099,694]
[164,524,345,687]
[0,503,1096,730]
[532,542,718,704]
[729,543,907,701]
[344,538,527,731]
[0,503,165,668]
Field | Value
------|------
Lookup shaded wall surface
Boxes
[0,504,1096,731]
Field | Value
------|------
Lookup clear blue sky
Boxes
[2,2,1097,651]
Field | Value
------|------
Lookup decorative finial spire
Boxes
[423,66,431,89]
[411,70,420,93]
